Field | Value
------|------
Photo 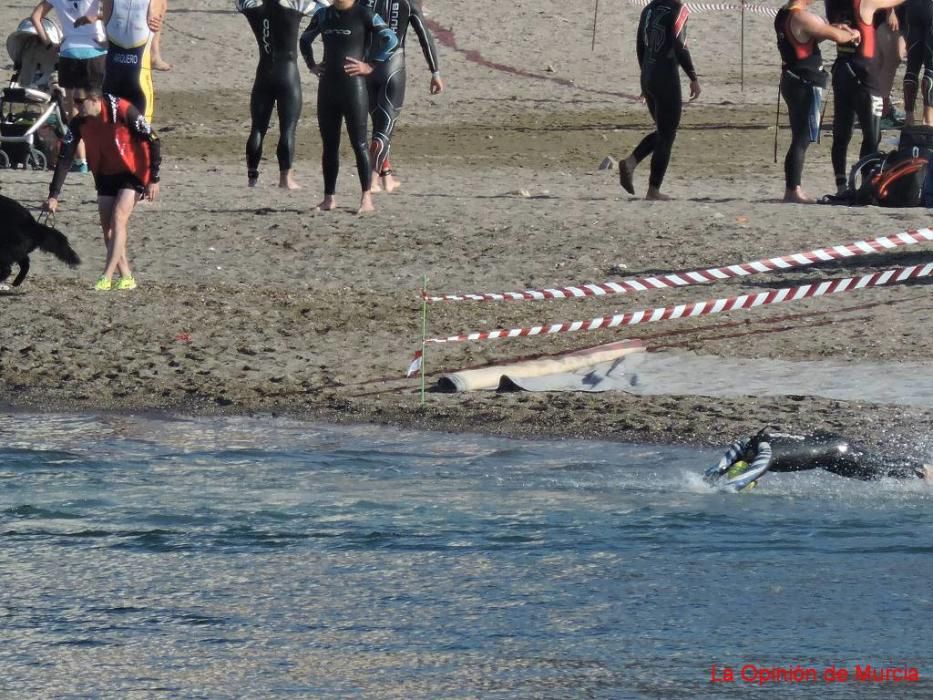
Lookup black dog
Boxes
[0,193,80,287]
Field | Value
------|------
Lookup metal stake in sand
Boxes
[591,0,600,51]
[420,275,428,404]
[740,1,746,91]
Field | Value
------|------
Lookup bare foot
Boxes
[381,173,401,192]
[315,195,337,211]
[357,192,375,214]
[645,187,671,201]
[248,170,259,188]
[782,187,815,204]
[279,171,301,190]
[152,58,172,71]
[370,172,383,193]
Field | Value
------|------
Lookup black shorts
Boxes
[94,172,144,198]
[57,55,106,91]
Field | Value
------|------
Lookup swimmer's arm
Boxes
[705,437,750,479]
[147,0,166,32]
[120,102,162,183]
[75,0,107,27]
[47,119,81,200]
[367,11,399,62]
[29,1,54,47]
[409,0,440,74]
[300,11,324,72]
[672,7,698,82]
[635,12,647,70]
[793,10,859,44]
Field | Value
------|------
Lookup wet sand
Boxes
[1,0,931,456]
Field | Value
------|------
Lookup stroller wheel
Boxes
[0,150,9,169]
[27,148,46,171]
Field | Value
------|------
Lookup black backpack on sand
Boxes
[849,125,933,207]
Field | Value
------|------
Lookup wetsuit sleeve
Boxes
[409,0,440,73]
[48,117,81,198]
[673,5,698,81]
[636,9,647,70]
[705,437,750,479]
[367,9,399,62]
[119,101,162,183]
[299,9,323,70]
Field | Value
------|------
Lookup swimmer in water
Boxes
[705,427,932,490]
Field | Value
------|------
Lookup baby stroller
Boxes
[0,17,67,170]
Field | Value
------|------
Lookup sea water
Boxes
[1,413,931,699]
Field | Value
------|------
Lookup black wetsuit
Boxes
[775,3,828,190]
[238,0,319,181]
[826,0,883,189]
[634,0,698,189]
[713,428,927,482]
[904,0,933,112]
[300,3,398,195]
[363,0,440,175]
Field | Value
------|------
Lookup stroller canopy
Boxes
[6,18,62,66]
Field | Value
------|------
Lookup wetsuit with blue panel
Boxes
[632,0,698,190]
[776,1,828,192]
[300,2,397,194]
[238,0,323,184]
[363,0,440,176]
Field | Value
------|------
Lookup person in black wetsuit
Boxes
[300,0,398,213]
[238,0,322,189]
[903,0,933,125]
[825,0,905,197]
[618,0,701,201]
[776,0,860,203]
[363,0,443,193]
[705,427,932,491]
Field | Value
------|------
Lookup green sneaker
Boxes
[115,276,137,290]
[94,276,112,291]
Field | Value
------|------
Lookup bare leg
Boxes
[279,169,300,190]
[370,169,383,193]
[380,172,401,192]
[782,186,815,204]
[357,190,375,214]
[151,29,171,71]
[101,189,137,280]
[645,186,671,201]
[315,195,337,211]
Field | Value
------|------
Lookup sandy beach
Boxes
[1,0,932,456]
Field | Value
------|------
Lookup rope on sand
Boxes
[424,228,933,303]
[414,263,932,350]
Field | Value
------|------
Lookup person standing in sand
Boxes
[776,0,860,203]
[75,0,167,124]
[363,0,444,194]
[238,0,323,190]
[43,87,161,291]
[618,0,701,201]
[300,0,398,214]
[824,0,905,197]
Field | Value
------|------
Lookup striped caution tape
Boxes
[626,0,778,16]
[419,262,932,347]
[424,228,933,303]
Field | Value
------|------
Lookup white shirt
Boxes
[47,0,106,55]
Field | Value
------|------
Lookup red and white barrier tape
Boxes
[424,228,933,303]
[627,0,778,16]
[414,263,931,352]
